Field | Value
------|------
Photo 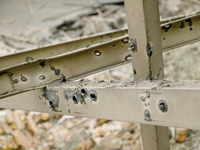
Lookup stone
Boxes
[41,113,50,121]
[135,143,142,150]
[27,115,37,135]
[130,124,136,133]
[176,135,187,143]
[96,127,105,137]
[2,123,13,134]
[107,138,122,150]
[85,138,96,149]
[133,132,140,141]
[122,140,132,147]
[122,131,132,140]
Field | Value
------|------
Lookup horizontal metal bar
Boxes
[1,13,200,96]
[1,80,200,130]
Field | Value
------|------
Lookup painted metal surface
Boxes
[124,0,169,149]
[0,13,200,71]
[1,81,200,130]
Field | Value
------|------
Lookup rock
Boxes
[130,124,136,133]
[97,119,109,125]
[13,111,25,130]
[2,123,13,134]
[96,127,105,137]
[27,115,37,135]
[0,135,17,150]
[176,135,187,143]
[135,143,142,150]
[176,128,189,136]
[122,131,132,140]
[41,113,50,121]
[122,140,132,147]
[105,138,122,150]
[85,138,96,149]
[133,132,140,141]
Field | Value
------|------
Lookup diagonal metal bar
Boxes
[1,12,200,70]
[1,12,200,98]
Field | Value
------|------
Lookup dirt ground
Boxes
[0,0,200,149]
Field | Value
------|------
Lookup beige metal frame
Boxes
[1,0,200,149]
[124,0,169,149]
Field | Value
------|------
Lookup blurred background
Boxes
[0,0,200,149]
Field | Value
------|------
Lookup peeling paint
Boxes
[42,89,61,112]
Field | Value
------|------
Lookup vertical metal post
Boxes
[124,0,170,149]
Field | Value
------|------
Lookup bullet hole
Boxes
[125,54,132,61]
[144,109,152,121]
[39,61,46,68]
[128,44,135,50]
[55,69,60,75]
[68,109,70,113]
[190,27,193,31]
[21,74,28,82]
[163,37,165,40]
[179,22,185,29]
[86,44,90,48]
[162,24,172,32]
[13,79,18,84]
[112,44,116,47]
[89,90,97,101]
[81,88,87,98]
[39,75,46,80]
[157,99,168,112]
[50,66,60,75]
[133,69,137,75]
[42,89,61,111]
[146,91,150,98]
[146,43,154,57]
[185,19,193,26]
[25,57,34,62]
[121,38,129,43]
[140,96,146,101]
[94,50,102,56]
[72,95,79,104]
[50,66,55,70]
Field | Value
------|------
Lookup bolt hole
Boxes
[94,50,101,56]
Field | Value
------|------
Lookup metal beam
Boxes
[1,12,200,97]
[0,13,200,70]
[1,80,200,130]
[124,0,169,149]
